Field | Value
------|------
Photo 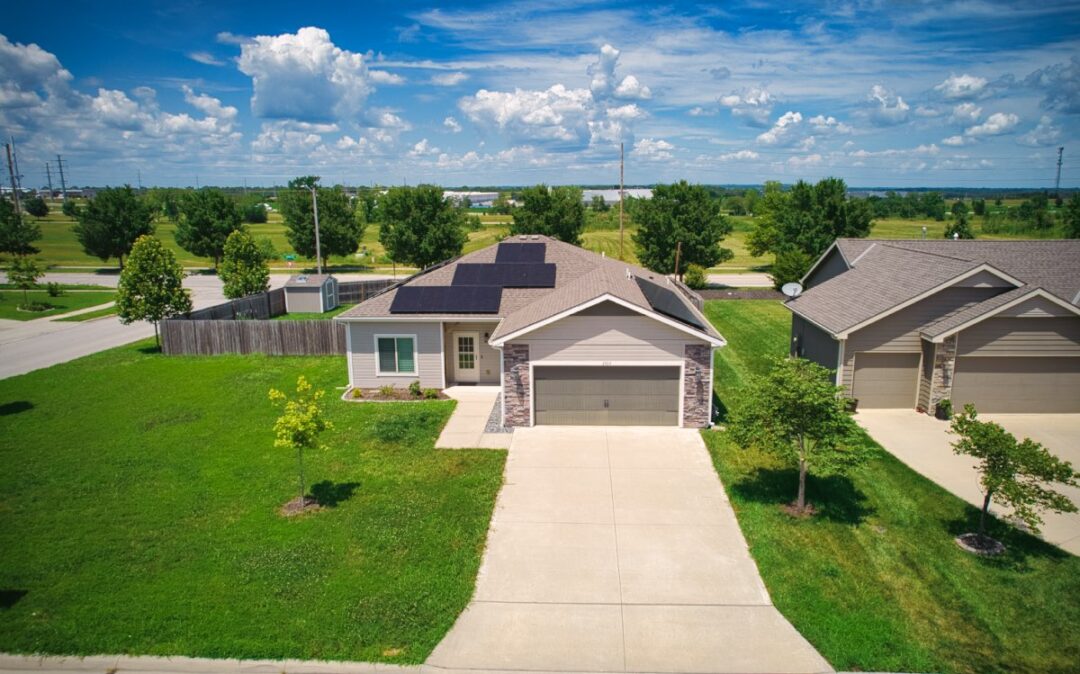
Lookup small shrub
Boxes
[350,388,363,399]
[936,398,953,420]
[408,380,422,398]
[46,282,65,297]
[422,388,439,400]
[683,263,707,290]
[378,384,396,398]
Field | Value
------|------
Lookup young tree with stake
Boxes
[729,357,870,513]
[268,376,332,514]
[116,235,192,347]
[7,256,43,309]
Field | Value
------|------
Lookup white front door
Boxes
[453,331,480,383]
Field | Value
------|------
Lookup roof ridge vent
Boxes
[625,268,632,280]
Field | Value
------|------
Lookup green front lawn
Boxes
[0,290,116,320]
[274,303,355,320]
[0,343,505,663]
[702,300,1080,674]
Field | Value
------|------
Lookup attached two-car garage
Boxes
[952,357,1080,413]
[533,366,681,426]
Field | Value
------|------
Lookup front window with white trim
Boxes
[376,335,416,374]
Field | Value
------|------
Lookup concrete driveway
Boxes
[426,427,830,674]
[857,410,1080,555]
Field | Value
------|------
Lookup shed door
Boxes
[851,352,920,408]
[534,366,680,426]
[952,357,1080,413]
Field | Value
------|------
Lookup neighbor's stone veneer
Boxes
[927,334,958,415]
[683,344,712,428]
[502,343,531,427]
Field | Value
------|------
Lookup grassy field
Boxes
[54,305,118,322]
[0,343,505,663]
[701,300,1080,674]
[273,304,355,320]
[0,290,115,321]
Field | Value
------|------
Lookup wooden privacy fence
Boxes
[338,279,396,304]
[161,320,347,356]
[186,289,286,320]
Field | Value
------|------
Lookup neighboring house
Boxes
[786,239,1080,413]
[335,235,725,427]
[284,274,339,313]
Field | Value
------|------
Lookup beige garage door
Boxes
[852,352,920,408]
[534,366,680,426]
[952,357,1080,413]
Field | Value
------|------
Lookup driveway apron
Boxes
[425,427,831,674]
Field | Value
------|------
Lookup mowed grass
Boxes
[701,300,1080,674]
[0,290,115,320]
[0,343,505,663]
[53,305,118,322]
[273,304,355,320]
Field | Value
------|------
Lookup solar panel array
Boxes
[452,262,556,287]
[495,242,547,263]
[634,276,706,330]
[389,286,502,313]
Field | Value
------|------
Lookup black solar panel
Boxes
[389,285,502,313]
[496,242,546,263]
[452,263,556,288]
[634,277,706,330]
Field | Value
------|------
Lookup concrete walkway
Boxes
[435,386,512,450]
[857,409,1080,555]
[426,426,831,674]
[706,273,773,288]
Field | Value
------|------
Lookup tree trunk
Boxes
[796,436,807,510]
[153,321,159,348]
[979,491,993,535]
[297,447,306,509]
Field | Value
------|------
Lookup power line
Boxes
[45,162,54,196]
[5,143,21,213]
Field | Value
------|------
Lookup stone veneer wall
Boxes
[502,344,531,427]
[927,334,958,414]
[683,344,712,428]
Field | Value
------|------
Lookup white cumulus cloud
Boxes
[444,116,462,133]
[934,73,988,100]
[965,112,1019,137]
[431,71,468,86]
[808,114,852,134]
[865,85,910,126]
[949,103,982,125]
[1017,115,1061,146]
[633,138,674,160]
[719,86,773,127]
[941,135,969,146]
[369,70,405,85]
[409,138,440,156]
[587,44,651,100]
[757,111,803,145]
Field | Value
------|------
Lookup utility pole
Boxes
[45,162,54,197]
[5,143,22,214]
[137,169,142,191]
[56,154,68,200]
[304,185,323,274]
[619,141,625,261]
[10,137,22,192]
[674,241,682,283]
[1055,146,1064,199]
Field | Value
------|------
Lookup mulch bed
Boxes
[342,387,450,402]
[955,532,1006,556]
[699,289,784,300]
[782,502,817,518]
[279,496,322,517]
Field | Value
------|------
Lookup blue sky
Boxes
[2,0,1078,188]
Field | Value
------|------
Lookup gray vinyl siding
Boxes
[804,248,849,288]
[442,321,501,384]
[791,313,839,371]
[998,296,1076,318]
[952,269,1016,289]
[286,288,324,313]
[918,339,935,409]
[956,317,1080,357]
[347,321,444,389]
[523,314,702,362]
[841,286,1006,391]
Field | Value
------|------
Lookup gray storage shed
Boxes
[284,274,339,314]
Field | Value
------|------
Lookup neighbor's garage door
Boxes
[534,366,680,426]
[851,352,920,408]
[952,357,1080,413]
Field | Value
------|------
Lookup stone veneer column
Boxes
[502,344,531,427]
[927,334,958,415]
[683,344,712,428]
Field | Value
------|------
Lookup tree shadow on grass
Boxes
[136,344,162,355]
[310,481,360,508]
[731,467,875,525]
[0,401,33,416]
[943,506,1070,571]
[0,590,27,610]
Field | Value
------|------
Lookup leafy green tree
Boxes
[682,263,707,290]
[268,375,332,512]
[175,189,243,267]
[240,198,268,224]
[590,194,610,212]
[23,196,49,218]
[770,249,814,289]
[0,197,41,257]
[61,199,79,220]
[944,212,975,239]
[7,256,43,308]
[951,200,967,217]
[950,405,1078,537]
[144,188,182,221]
[511,185,586,245]
[921,192,947,220]
[747,178,873,265]
[1064,194,1080,238]
[743,188,760,215]
[279,176,364,261]
[73,186,155,267]
[633,180,733,276]
[724,195,746,215]
[379,185,468,269]
[116,235,192,347]
[220,230,270,299]
[729,357,869,512]
[972,199,986,217]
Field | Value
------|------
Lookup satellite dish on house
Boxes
[781,282,803,298]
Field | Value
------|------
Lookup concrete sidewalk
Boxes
[426,426,831,674]
[857,409,1080,555]
[435,386,512,450]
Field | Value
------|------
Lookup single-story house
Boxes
[335,235,725,427]
[786,239,1080,413]
[284,274,339,313]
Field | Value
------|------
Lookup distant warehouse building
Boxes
[581,188,653,205]
[445,191,499,207]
